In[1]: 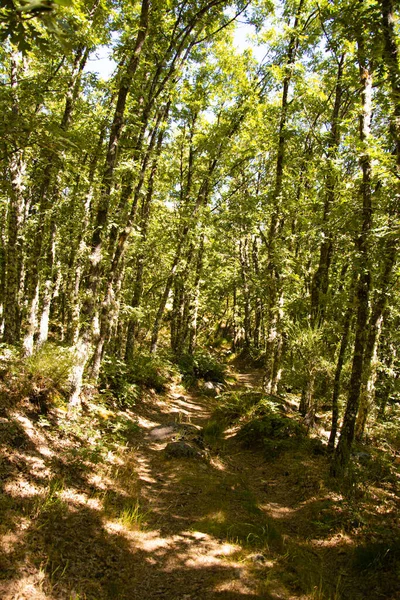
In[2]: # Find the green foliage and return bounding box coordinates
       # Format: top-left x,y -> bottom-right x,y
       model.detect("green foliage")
177,351 -> 226,387
99,357 -> 140,408
100,352 -> 176,406
0,343 -> 74,411
285,323 -> 334,392
374,405 -> 400,451
238,411 -> 306,451
128,351 -> 176,391
0,0 -> 73,53
213,390 -> 264,423
210,388 -> 306,456
202,419 -> 225,446
236,396 -> 306,454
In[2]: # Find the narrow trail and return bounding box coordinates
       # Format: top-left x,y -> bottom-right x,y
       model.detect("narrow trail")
3,365 -> 396,599
123,369 -> 330,600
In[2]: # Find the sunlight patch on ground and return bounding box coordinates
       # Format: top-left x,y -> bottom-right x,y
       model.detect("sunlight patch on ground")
134,530 -> 171,552
135,455 -> 157,484
24,453 -> 49,473
36,444 -> 53,458
14,413 -> 35,433
10,452 -> 51,479
209,456 -> 226,470
261,502 -> 296,519
170,397 -> 203,413
1,530 -> 20,553
103,519 -> 126,534
0,576 -> 49,600
310,532 -> 355,549
87,472 -> 114,490
137,415 -> 160,430
60,488 -> 101,510
4,477 -> 42,498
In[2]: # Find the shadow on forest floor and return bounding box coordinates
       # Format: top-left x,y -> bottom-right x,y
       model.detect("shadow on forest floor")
0,369 -> 399,599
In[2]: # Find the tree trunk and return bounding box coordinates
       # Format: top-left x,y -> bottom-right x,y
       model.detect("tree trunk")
188,235 -> 205,355
332,46 -> 373,477
328,290 -> 354,451
263,0 -> 304,391
239,237 -> 251,349
310,53 -> 345,326
3,52 -> 26,344
23,45 -> 90,354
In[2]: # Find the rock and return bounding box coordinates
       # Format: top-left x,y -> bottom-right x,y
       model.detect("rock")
250,553 -> 266,564
202,381 -> 220,396
149,425 -> 176,440
175,424 -> 205,449
164,441 -> 201,459
178,423 -> 200,436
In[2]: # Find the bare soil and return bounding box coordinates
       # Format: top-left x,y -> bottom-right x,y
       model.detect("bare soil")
0,367 -> 399,599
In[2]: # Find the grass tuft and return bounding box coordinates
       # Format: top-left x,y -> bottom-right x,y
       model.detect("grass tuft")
118,499 -> 148,530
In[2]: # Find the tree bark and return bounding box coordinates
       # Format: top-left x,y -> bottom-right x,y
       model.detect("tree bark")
310,53 -> 345,327
3,52 -> 25,344
332,45 -> 373,477
264,0 -> 305,392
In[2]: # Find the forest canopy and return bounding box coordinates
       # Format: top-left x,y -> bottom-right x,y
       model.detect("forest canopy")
1,0 -> 400,478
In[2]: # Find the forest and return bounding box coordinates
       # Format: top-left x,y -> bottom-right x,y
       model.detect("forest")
0,0 -> 399,598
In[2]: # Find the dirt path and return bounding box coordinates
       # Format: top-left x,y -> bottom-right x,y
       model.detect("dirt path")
1,367 -> 399,599
119,373 -> 321,600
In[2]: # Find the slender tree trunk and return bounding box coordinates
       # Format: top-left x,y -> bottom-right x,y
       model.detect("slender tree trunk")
328,291 -> 354,451
349,0 -> 400,440
151,253 -> 181,354
90,110 -> 167,378
310,53 -> 345,326
150,159 -> 217,353
239,237 -> 251,349
70,0 -> 150,402
3,52 -> 26,344
124,132 -> 164,361
377,336 -> 396,419
23,45 -> 91,354
264,0 -> 304,391
355,314 -> 382,440
332,46 -> 373,477
252,236 -> 262,349
188,235 -> 205,355
38,217 -> 56,344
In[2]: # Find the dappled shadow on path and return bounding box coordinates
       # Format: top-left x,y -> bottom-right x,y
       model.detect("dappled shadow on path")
1,371 -> 399,599
0,386 -> 265,599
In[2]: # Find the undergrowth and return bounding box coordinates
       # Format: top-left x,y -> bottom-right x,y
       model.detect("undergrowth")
211,390 -> 306,457
177,350 -> 227,388
100,351 -> 178,406
0,342 -> 74,412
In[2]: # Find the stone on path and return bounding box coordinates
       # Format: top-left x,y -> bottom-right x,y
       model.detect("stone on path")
164,441 -> 201,459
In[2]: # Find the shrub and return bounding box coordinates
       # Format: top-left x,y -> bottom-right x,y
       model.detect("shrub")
238,412 -> 306,448
128,351 -> 175,391
236,398 -> 306,455
99,357 -> 140,408
0,343 -> 74,411
178,351 -> 226,387
202,419 -> 225,445
100,351 -> 176,406
213,390 -> 264,424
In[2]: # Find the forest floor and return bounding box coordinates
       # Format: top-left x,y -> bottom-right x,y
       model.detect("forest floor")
0,362 -> 399,599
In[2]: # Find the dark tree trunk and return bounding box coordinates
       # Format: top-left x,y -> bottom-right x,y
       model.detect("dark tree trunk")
332,46 -> 373,477
310,53 -> 345,327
